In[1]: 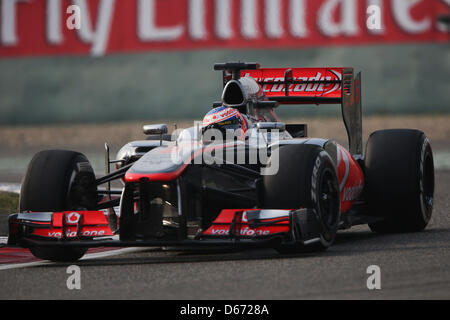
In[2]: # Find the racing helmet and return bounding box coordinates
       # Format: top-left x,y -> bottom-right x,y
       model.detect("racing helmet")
202,106 -> 248,140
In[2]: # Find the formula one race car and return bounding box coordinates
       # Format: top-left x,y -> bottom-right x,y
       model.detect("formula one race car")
8,62 -> 435,262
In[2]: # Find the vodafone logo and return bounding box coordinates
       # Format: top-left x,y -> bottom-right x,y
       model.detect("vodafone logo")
209,227 -> 270,237
48,231 -> 62,238
66,212 -> 81,224
342,180 -> 363,202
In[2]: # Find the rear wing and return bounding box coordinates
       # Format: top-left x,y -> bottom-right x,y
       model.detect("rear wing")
216,63 -> 363,156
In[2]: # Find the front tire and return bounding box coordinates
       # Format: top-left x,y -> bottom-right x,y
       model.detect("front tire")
20,150 -> 97,261
262,144 -> 340,253
365,129 -> 434,233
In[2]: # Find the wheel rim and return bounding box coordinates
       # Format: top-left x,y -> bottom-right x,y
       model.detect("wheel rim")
420,151 -> 434,222
317,168 -> 340,240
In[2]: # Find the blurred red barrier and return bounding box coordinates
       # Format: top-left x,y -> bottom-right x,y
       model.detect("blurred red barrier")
0,0 -> 448,57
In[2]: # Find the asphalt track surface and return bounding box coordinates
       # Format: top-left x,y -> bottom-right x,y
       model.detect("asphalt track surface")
0,170 -> 449,300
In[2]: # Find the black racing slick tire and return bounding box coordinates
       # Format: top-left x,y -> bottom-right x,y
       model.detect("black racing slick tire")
364,129 -> 434,233
20,150 -> 98,262
262,144 -> 340,253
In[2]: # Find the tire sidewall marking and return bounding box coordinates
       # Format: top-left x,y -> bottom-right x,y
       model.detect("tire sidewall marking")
311,153 -> 322,204
311,151 -> 339,245
419,137 -> 432,223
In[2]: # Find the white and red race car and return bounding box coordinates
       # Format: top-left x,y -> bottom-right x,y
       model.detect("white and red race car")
8,62 -> 435,261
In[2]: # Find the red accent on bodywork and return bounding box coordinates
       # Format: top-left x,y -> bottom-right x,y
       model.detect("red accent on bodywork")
28,211 -> 114,239
209,209 -> 259,223
124,164 -> 188,182
336,145 -> 364,213
52,212 -> 63,227
80,211 -> 111,226
202,209 -> 290,237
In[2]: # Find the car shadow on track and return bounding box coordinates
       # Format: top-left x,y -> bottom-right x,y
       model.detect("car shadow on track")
36,227 -> 450,269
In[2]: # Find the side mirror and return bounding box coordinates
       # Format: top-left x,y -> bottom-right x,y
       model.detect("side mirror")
143,124 -> 168,135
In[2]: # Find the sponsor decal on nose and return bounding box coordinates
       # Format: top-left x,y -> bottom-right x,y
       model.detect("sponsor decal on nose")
66,212 -> 81,224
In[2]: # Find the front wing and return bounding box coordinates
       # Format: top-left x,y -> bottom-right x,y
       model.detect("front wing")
8,208 -> 324,249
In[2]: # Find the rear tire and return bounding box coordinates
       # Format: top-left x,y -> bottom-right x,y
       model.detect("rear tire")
263,144 -> 340,253
20,150 -> 97,261
365,129 -> 434,233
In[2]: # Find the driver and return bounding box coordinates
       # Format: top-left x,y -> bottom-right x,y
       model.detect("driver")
201,106 -> 248,141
